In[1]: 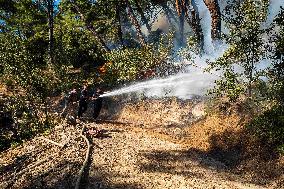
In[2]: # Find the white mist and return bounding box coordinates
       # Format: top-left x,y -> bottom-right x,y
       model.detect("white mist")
101,0 -> 283,100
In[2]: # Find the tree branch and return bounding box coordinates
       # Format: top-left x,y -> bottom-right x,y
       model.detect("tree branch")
40,136 -> 66,147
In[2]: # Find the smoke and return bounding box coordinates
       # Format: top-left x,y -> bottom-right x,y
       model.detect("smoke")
101,42 -> 227,99
265,0 -> 284,26
101,0 -> 284,100
151,13 -> 170,33
194,0 -> 214,54
101,1 -> 229,100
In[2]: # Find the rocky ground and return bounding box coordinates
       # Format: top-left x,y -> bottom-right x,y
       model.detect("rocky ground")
0,97 -> 283,189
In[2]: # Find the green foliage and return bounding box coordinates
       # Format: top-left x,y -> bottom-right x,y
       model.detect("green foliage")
102,33 -> 174,84
247,105 -> 284,153
103,46 -> 158,83
0,95 -> 55,151
209,0 -> 268,101
267,8 -> 284,105
0,33 -> 51,99
209,68 -> 245,102
266,62 -> 284,104
54,4 -> 105,68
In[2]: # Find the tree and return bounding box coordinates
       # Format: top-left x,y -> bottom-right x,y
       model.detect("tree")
34,0 -> 57,64
134,0 -> 152,33
203,0 -> 221,40
247,7 -> 284,153
175,0 -> 186,46
208,0 -> 269,101
173,0 -> 204,50
269,7 -> 284,104
115,1 -> 124,46
124,0 -> 146,46
0,0 -> 48,66
60,0 -> 110,51
45,0 -> 55,64
174,0 -> 221,48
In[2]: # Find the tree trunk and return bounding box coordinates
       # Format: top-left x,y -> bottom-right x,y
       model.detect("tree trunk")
203,0 -> 221,40
125,0 -> 146,46
163,5 -> 173,26
248,46 -> 255,98
179,13 -> 185,46
189,0 -> 204,51
73,4 -> 110,51
151,0 -> 178,24
46,0 -> 54,64
87,25 -> 110,51
248,62 -> 253,97
134,0 -> 151,33
161,3 -> 179,26
115,3 -> 124,46
176,0 -> 185,46
245,49 -> 253,97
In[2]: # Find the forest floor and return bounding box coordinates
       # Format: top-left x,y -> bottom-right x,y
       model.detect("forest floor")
0,96 -> 284,189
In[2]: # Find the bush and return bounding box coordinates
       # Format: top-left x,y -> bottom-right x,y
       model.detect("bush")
247,105 -> 284,153
0,95 -> 55,151
101,34 -> 175,85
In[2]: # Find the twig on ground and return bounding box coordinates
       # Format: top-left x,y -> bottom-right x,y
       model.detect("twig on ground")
1,152 -> 60,189
40,136 -> 66,148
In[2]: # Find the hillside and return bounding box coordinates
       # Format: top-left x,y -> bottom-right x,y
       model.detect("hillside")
1,97 -> 283,189
1,0 -> 284,188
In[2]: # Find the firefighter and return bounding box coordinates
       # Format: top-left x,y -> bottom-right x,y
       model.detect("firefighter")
61,88 -> 78,118
78,85 -> 89,118
92,88 -> 103,120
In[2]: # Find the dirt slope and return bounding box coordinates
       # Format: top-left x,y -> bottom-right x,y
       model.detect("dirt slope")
0,97 -> 283,189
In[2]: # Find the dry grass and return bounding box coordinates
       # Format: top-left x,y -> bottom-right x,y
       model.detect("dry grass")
0,96 -> 283,189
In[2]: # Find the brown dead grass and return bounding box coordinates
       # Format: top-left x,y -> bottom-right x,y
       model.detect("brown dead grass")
180,113 -> 246,150
101,97 -> 284,186
1,95 -> 283,188
0,84 -> 11,96
0,83 -> 26,97
107,97 -> 247,151
116,98 -> 194,126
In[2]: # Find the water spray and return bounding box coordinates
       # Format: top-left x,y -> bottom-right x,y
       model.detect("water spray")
100,0 -> 284,100
99,57 -> 221,99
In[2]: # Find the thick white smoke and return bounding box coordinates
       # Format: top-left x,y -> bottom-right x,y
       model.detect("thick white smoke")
142,55 -> 222,99
101,0 -> 284,100
101,0 -> 225,99
101,42 -> 227,99
195,0 -> 214,54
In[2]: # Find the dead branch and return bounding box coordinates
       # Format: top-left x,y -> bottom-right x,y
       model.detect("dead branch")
40,136 -> 66,148
75,126 -> 92,189
1,152 -> 59,189
1,136 -> 69,189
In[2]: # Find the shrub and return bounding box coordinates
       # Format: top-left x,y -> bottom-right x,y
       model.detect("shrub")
247,105 -> 284,153
101,34 -> 175,85
0,94 -> 55,151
